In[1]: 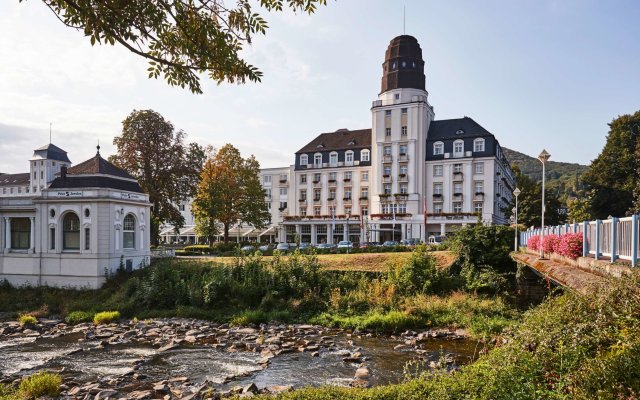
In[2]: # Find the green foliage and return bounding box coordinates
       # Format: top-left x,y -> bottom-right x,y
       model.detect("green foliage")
18,314 -> 37,327
0,383 -> 17,400
567,196 -> 593,224
386,245 -> 440,295
93,311 -> 121,325
35,0 -> 328,94
582,110 -> 640,218
18,372 -> 61,399
65,311 -> 94,325
109,109 -> 206,244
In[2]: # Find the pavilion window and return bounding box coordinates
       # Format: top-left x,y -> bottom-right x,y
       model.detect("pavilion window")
63,213 -> 80,250
123,214 -> 136,249
11,218 -> 30,249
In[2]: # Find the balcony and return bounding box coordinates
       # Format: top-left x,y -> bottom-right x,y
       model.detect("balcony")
395,193 -> 409,201
327,197 -> 336,202
398,153 -> 409,162
298,198 -> 307,204
313,198 -> 322,204
379,193 -> 392,202
343,197 -> 352,203
452,171 -> 463,181
453,192 -> 463,198
398,173 -> 408,182
343,178 -> 351,183
279,179 -> 288,185
432,193 -> 443,199
328,179 -> 337,185
382,175 -> 392,183
359,196 -> 369,204
313,180 -> 322,187
382,154 -> 393,163
474,192 -> 485,200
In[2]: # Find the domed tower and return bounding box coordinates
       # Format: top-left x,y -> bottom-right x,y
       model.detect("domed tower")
370,35 -> 434,242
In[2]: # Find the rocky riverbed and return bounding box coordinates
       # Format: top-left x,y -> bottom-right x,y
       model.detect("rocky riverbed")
0,317 -> 475,399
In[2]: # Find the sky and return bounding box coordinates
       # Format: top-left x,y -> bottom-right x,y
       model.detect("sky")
1,0 -> 639,173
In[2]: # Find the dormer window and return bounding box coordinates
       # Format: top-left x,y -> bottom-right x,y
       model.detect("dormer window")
348,140 -> 356,146
453,140 -> 464,157
456,129 -> 465,135
345,151 -> 354,164
300,154 -> 308,165
314,153 -> 322,167
433,142 -> 444,155
360,149 -> 370,162
329,152 -> 338,165
473,138 -> 485,152
316,143 -> 324,148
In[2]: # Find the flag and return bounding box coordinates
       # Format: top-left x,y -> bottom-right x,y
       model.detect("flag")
423,195 -> 427,226
392,205 -> 396,228
331,207 -> 335,232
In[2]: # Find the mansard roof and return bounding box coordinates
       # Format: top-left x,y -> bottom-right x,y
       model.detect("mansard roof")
0,173 -> 30,187
296,128 -> 372,153
67,154 -> 136,180
32,143 -> 71,163
427,117 -> 493,141
48,176 -> 144,193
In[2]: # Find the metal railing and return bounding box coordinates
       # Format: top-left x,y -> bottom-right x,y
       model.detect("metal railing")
520,215 -> 640,267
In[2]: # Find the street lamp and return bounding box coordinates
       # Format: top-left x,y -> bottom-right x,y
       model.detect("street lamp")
538,149 -> 551,259
513,187 -> 521,252
346,212 -> 351,254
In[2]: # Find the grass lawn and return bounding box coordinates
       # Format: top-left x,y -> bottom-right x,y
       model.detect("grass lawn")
195,251 -> 457,272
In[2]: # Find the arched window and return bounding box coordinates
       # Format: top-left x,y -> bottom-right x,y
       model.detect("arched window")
314,153 -> 322,167
433,141 -> 444,155
63,213 -> 80,250
453,140 -> 464,157
329,152 -> 338,165
300,154 -> 308,166
473,138 -> 485,152
345,150 -> 354,164
123,214 -> 136,249
360,149 -> 370,162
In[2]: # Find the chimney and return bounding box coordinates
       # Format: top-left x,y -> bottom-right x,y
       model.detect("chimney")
61,165 -> 67,180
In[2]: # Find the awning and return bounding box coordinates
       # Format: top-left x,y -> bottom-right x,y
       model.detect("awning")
243,228 -> 256,237
159,226 -> 177,236
258,225 -> 276,237
179,227 -> 196,236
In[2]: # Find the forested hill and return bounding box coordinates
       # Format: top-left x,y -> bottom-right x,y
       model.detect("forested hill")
503,147 -> 589,197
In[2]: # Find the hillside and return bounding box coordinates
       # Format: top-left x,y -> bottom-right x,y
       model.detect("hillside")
503,147 -> 589,198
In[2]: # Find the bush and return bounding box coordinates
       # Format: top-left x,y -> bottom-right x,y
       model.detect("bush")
18,314 -> 37,327
93,311 -> 120,325
18,372 -> 61,399
65,310 -> 94,324
527,235 -> 540,250
557,233 -> 583,259
541,234 -> 560,254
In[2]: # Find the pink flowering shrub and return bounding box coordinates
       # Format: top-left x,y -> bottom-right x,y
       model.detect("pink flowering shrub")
557,233 -> 583,259
527,235 -> 540,251
542,234 -> 560,254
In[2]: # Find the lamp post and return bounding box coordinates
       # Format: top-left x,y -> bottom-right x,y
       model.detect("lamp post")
513,187 -> 521,252
346,212 -> 351,254
538,149 -> 551,258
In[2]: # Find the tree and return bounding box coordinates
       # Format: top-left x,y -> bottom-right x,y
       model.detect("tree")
567,197 -> 592,224
582,111 -> 640,218
503,166 -> 565,229
36,0 -> 327,94
109,109 -> 205,244
192,144 -> 269,243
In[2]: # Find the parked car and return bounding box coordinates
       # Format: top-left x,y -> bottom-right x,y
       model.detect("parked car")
258,244 -> 272,252
337,240 -> 353,250
240,245 -> 255,252
428,235 -> 447,245
317,243 -> 335,251
401,238 -> 420,247
275,243 -> 291,252
298,242 -> 313,251
383,240 -> 400,247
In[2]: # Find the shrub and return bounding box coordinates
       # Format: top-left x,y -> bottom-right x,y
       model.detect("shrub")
541,234 -> 560,254
18,372 -> 61,399
18,314 -> 37,327
556,233 -> 583,259
527,235 -> 540,250
93,311 -> 120,325
65,310 -> 94,325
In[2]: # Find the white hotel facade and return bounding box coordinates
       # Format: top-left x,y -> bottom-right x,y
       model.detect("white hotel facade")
164,35 -> 515,245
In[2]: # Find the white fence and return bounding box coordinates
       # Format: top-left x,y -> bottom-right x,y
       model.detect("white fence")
520,215 -> 639,267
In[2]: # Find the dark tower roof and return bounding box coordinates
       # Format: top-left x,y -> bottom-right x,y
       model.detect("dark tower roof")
380,35 -> 426,94
32,143 -> 71,163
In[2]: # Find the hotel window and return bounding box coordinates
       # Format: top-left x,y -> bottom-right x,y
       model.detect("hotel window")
33,186 -> 37,193
399,164 -> 408,175
263,175 -> 271,184
361,171 -> 369,181
453,140 -> 464,156
361,206 -> 368,216
384,184 -> 392,194
314,188 -> 321,200
313,173 -> 321,182
300,174 -> 307,184
384,146 -> 392,156
314,153 -> 322,167
474,202 -> 484,214
33,171 -> 36,179
474,181 -> 484,194
10,218 -> 30,250
361,149 -> 370,162
344,188 -> 352,199
329,188 -> 336,200
300,208 -> 307,217
18,187 -> 21,194
40,171 -> 44,179
361,187 -> 368,198
345,206 -> 352,215
474,162 -> 484,174
179,203 -> 185,211
50,227 -> 55,250
280,188 -> 287,196
454,183 -> 463,194
329,172 -> 337,181
433,142 -> 444,155
265,188 -> 272,199
280,201 -> 287,210
400,183 -> 408,194
345,151 -> 354,163
300,189 -> 307,200
401,108 -> 407,114
433,165 -> 443,177
453,163 -> 463,173
280,174 -> 288,182
330,152 -> 338,165
385,127 -> 391,137
394,93 -> 400,100
401,126 -> 407,135
474,138 -> 485,152
300,154 -> 308,165
433,183 -> 443,195
344,171 -> 352,180
266,202 -> 271,211
399,144 -> 408,155
63,213 -> 80,250
434,203 -> 443,214
398,203 -> 407,213
453,202 -> 463,213
383,165 -> 392,175
123,214 -> 136,249
84,228 -> 91,250
385,110 -> 391,116
314,207 -> 321,216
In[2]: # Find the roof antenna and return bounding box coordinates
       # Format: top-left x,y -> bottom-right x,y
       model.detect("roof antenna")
403,4 -> 406,34
49,122 -> 52,144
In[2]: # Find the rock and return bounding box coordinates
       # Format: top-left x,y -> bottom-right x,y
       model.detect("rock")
267,385 -> 294,394
158,341 -> 179,352
95,389 -> 118,399
153,383 -> 169,393
350,378 -> 371,388
310,351 -> 320,357
184,335 -> 197,343
354,366 -> 370,378
242,383 -> 258,394
394,344 -> 407,350
68,386 -> 81,395
168,376 -> 189,383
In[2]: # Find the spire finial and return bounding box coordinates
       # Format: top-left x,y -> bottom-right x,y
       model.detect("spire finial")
96,142 -> 101,156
